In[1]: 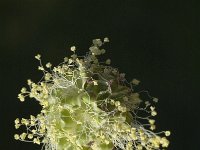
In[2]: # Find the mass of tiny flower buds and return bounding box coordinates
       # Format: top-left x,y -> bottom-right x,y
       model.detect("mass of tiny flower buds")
14,38 -> 170,150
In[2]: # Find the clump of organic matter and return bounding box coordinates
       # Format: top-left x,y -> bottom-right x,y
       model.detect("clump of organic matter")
14,38 -> 170,150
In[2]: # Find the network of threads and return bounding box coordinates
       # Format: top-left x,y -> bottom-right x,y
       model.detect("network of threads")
14,38 -> 170,150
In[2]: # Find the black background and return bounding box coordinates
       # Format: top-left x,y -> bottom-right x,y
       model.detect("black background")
0,0 -> 199,150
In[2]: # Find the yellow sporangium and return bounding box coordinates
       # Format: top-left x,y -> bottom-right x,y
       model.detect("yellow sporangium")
14,38 -> 170,150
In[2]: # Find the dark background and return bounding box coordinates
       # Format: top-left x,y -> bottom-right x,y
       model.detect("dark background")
0,0 -> 199,149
